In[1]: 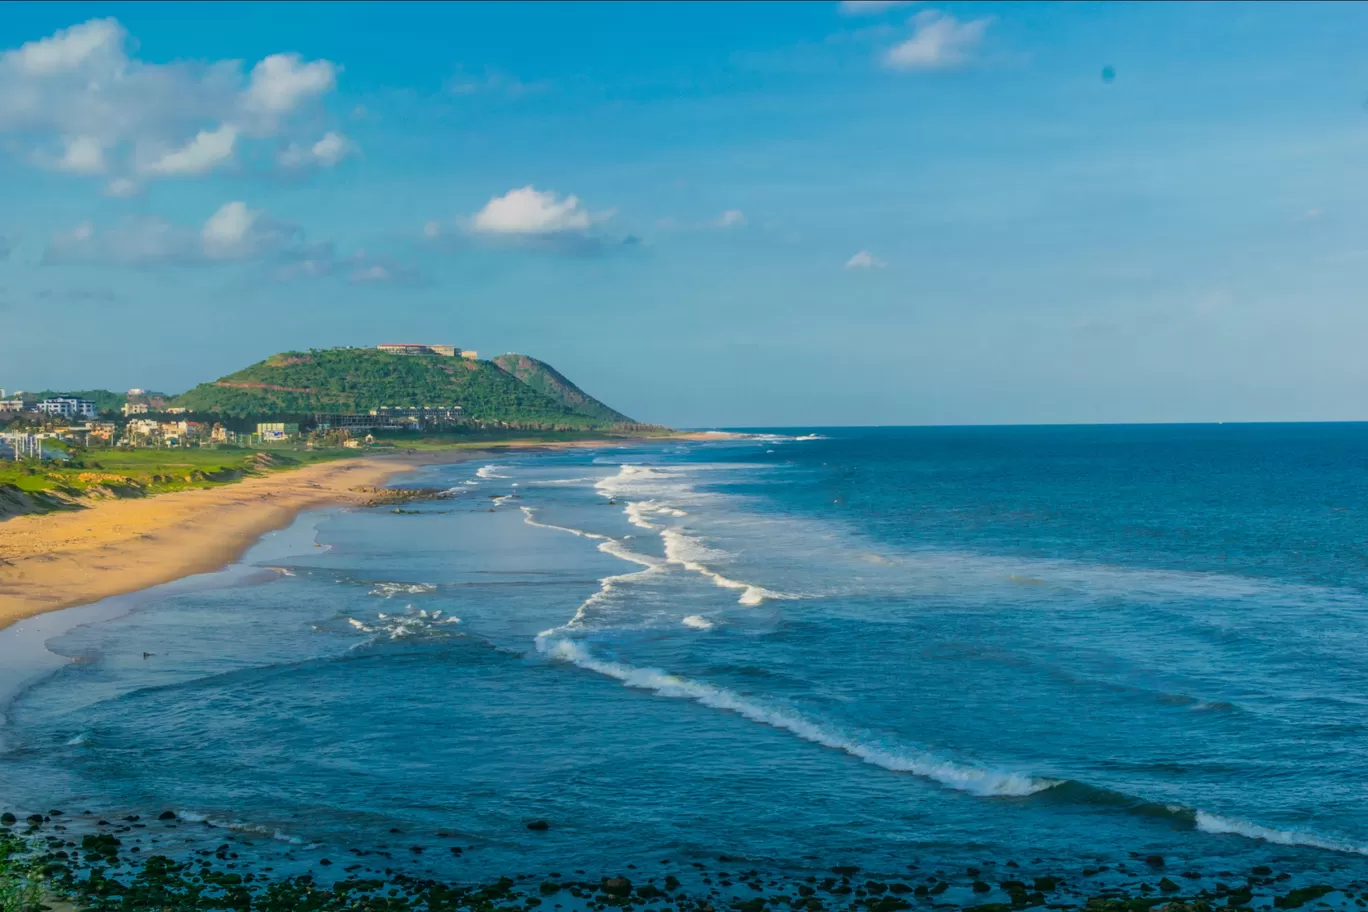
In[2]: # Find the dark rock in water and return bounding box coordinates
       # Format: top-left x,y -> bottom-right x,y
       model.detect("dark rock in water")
833,866 -> 860,877
665,875 -> 681,891
158,810 -> 176,821
319,859 -> 332,866
527,819 -> 551,831
973,881 -> 992,893
1252,866 -> 1273,876
0,813 -> 15,826
865,881 -> 887,895
1146,855 -> 1166,868
929,882 -> 948,896
888,883 -> 912,894
540,882 -> 561,895
1034,876 -> 1061,892
638,884 -> 665,900
48,809 -> 63,816
1275,886 -> 1335,909
603,876 -> 633,897
913,885 -> 929,897
1159,878 -> 1180,892
27,814 -> 44,825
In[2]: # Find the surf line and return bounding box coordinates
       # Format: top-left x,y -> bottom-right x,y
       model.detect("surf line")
519,505 -> 1049,799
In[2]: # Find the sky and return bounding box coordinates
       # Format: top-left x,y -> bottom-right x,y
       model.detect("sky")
2,1 -> 1368,427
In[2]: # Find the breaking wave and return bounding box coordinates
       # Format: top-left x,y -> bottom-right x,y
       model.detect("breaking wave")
536,636 -> 1049,798
1195,811 -> 1368,856
369,582 -> 437,598
175,810 -> 311,846
476,464 -> 510,480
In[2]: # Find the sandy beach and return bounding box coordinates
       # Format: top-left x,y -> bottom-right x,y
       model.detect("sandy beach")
0,451 -> 452,633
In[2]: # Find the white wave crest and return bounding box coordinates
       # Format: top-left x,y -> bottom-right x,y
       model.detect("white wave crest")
369,582 -> 437,598
661,529 -> 784,606
538,637 -> 1049,798
175,810 -> 310,845
682,615 -> 714,630
476,464 -> 509,480
1196,811 -> 1368,856
520,507 -> 609,540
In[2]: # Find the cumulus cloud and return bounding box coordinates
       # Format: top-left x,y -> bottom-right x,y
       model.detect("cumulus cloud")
243,53 -> 337,116
201,201 -> 295,260
0,18 -> 342,184
471,186 -> 597,235
54,135 -> 106,174
8,18 -> 123,75
279,131 -> 355,168
839,0 -> 918,14
883,9 -> 991,71
141,123 -> 238,176
845,250 -> 886,269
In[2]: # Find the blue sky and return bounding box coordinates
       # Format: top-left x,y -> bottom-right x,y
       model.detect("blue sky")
3,1 -> 1367,427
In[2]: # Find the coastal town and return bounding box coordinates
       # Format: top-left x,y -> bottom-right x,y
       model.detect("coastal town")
0,343 -> 483,460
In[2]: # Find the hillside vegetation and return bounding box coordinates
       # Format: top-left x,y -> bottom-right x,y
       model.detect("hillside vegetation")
170,349 -> 632,428
492,353 -> 633,424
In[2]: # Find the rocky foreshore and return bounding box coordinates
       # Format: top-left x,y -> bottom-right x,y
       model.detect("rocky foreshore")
2,810 -> 1364,912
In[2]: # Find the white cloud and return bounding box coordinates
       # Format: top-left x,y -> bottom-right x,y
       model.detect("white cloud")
422,220 -> 443,239
244,53 -> 337,115
141,123 -> 237,176
55,135 -> 106,174
0,19 -> 342,183
8,18 -> 123,75
471,186 -> 595,235
839,1 -> 918,14
201,200 -> 293,260
279,131 -> 355,168
710,209 -> 747,229
883,9 -> 991,71
845,250 -> 886,269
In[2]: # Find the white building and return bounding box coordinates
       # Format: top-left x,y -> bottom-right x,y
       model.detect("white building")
38,397 -> 97,419
0,398 -> 23,414
123,402 -> 149,416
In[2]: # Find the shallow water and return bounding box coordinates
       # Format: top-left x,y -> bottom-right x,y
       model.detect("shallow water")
4,425 -> 1368,885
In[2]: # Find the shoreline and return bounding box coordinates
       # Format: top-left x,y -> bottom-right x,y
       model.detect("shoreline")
0,436 -> 680,634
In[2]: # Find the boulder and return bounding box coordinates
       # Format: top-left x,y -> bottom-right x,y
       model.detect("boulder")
602,877 -> 633,897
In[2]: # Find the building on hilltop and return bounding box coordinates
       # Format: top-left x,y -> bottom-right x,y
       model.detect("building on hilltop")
376,343 -> 467,357
0,398 -> 23,415
38,397 -> 97,419
122,402 -> 149,416
461,350 -> 478,359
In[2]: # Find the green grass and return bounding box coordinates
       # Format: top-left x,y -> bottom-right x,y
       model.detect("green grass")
0,445 -> 359,502
0,832 -> 41,912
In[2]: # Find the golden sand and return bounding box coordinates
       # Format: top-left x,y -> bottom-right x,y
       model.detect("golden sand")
0,453 -> 448,632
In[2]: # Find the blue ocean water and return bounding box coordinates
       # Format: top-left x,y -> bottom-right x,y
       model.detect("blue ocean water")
4,425 -> 1368,884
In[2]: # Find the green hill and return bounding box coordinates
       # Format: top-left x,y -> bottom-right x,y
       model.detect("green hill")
492,353 -> 633,424
170,348 -> 633,428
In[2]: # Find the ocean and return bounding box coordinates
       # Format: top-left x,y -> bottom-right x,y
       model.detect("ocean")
4,425 -> 1368,891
